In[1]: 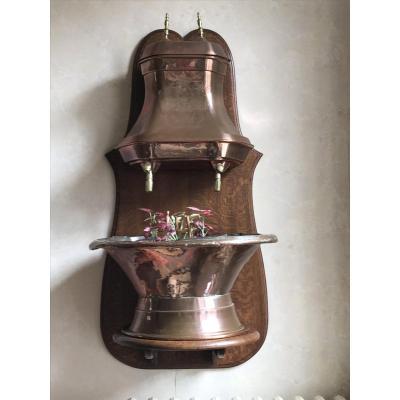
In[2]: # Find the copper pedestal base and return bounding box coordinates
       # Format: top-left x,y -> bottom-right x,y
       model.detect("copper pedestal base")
113,328 -> 260,365
122,294 -> 244,340
114,328 -> 260,351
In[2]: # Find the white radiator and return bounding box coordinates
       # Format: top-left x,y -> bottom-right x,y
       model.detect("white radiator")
130,396 -> 347,400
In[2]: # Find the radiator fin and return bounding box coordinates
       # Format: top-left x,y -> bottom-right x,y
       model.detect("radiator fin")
131,395 -> 347,400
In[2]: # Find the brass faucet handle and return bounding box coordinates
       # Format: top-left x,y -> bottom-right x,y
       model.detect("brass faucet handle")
197,12 -> 204,38
164,13 -> 169,38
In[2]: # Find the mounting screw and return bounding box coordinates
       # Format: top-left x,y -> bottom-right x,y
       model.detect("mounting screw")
144,349 -> 155,360
213,348 -> 225,360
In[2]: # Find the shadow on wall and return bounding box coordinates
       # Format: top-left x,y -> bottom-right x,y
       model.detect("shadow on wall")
51,49 -> 177,399
51,260 -> 175,400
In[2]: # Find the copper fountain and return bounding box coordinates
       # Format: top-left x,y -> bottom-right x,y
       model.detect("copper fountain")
90,14 -> 277,368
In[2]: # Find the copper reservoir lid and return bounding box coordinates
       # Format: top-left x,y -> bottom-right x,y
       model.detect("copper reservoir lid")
139,39 -> 230,61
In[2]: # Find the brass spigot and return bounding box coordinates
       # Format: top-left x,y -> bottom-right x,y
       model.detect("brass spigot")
164,13 -> 169,39
214,162 -> 225,192
197,12 -> 204,38
141,161 -> 154,192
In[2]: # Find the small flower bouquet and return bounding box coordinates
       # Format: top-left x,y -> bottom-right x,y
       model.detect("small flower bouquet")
139,206 -> 214,241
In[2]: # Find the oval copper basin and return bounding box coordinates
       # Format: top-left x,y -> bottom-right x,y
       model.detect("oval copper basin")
90,234 -> 277,298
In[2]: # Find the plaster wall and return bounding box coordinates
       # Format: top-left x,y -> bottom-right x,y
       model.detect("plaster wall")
51,1 -> 349,399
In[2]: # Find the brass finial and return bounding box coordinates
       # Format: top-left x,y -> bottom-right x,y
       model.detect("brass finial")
197,12 -> 204,38
164,13 -> 169,38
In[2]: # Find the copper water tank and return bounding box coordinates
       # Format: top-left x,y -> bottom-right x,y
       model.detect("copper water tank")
115,36 -> 254,191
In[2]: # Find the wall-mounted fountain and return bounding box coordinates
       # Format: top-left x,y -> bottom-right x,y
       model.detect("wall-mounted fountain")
90,14 -> 277,369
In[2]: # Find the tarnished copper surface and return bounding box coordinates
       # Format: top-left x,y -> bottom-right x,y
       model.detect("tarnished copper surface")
113,328 -> 260,351
139,39 -> 228,60
125,294 -> 244,340
90,234 -> 277,339
118,142 -> 250,166
116,37 -> 253,166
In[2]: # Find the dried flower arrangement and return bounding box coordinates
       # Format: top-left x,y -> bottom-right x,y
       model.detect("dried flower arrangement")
139,206 -> 214,241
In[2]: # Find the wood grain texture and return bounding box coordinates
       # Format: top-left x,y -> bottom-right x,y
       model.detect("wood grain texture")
99,29 -> 269,369
100,149 -> 268,369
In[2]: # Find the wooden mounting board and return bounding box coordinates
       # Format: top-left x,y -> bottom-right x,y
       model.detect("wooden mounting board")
99,28 -> 270,369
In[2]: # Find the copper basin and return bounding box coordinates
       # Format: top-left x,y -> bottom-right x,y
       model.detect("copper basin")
90,234 -> 277,340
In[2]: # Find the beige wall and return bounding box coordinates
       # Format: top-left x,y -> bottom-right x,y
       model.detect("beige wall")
51,1 -> 349,399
